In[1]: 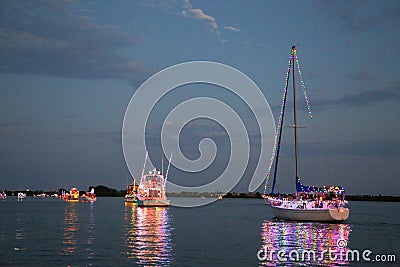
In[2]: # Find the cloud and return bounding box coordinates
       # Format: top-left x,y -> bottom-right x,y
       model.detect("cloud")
223,26 -> 241,32
314,87 -> 400,109
351,70 -> 379,81
150,0 -> 236,42
314,139 -> 400,159
179,0 -> 221,36
0,1 -> 149,83
315,0 -> 400,30
69,131 -> 122,144
270,84 -> 400,114
182,8 -> 218,32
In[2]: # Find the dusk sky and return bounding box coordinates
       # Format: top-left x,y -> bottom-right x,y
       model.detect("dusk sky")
1,0 -> 399,195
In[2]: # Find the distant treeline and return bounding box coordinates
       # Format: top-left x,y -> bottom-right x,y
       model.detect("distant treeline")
223,192 -> 263,198
90,185 -> 125,197
345,195 -> 400,202
2,185 -> 126,197
2,186 -> 400,202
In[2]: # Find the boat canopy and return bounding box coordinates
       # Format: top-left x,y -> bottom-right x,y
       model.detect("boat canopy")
296,177 -> 344,193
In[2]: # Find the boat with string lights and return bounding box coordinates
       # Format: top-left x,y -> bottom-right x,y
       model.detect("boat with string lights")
81,187 -> 97,202
263,46 -> 349,222
136,151 -> 171,207
63,187 -> 80,202
125,178 -> 138,204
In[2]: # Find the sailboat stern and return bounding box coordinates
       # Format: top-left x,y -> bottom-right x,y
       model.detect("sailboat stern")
328,207 -> 350,221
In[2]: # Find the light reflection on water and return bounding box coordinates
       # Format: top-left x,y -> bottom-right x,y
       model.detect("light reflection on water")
123,204 -> 173,266
59,201 -> 97,262
60,203 -> 78,256
14,210 -> 26,251
85,202 -> 95,260
259,220 -> 351,266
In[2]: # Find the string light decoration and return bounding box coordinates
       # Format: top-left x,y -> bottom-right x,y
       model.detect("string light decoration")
294,48 -> 313,118
264,53 -> 292,194
263,47 -> 314,194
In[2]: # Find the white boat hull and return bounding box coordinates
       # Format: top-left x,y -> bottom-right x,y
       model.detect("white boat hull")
82,197 -> 96,202
269,205 -> 349,222
137,199 -> 170,207
124,195 -> 138,203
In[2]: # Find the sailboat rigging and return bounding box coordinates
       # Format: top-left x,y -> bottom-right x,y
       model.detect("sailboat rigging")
263,46 -> 349,222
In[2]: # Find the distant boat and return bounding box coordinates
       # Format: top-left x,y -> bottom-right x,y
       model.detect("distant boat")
64,187 -> 80,202
125,179 -> 138,204
263,46 -> 349,222
136,151 -> 171,207
81,188 -> 97,202
17,192 -> 26,200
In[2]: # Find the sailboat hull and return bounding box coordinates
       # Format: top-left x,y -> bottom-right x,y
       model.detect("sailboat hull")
137,199 -> 170,207
269,205 -> 349,222
124,195 -> 138,203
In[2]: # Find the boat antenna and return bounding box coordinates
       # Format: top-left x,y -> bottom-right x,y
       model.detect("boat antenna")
161,153 -> 164,176
164,153 -> 173,185
141,151 -> 148,180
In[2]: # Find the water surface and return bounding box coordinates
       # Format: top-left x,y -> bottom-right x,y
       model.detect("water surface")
0,198 -> 398,266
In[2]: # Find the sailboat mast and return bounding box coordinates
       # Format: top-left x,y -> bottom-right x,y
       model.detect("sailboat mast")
164,153 -> 173,186
141,151 -> 148,183
292,46 -> 300,179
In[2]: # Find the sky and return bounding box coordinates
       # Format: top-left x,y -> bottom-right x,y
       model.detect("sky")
0,0 -> 399,195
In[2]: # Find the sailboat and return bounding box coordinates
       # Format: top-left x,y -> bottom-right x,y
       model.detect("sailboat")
125,178 -> 138,204
81,187 -> 97,202
263,46 -> 349,222
136,151 -> 171,207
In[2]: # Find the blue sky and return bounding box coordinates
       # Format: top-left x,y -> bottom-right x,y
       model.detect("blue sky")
0,0 -> 399,194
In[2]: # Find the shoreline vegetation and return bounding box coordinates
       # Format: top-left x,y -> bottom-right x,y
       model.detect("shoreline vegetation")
1,185 -> 399,202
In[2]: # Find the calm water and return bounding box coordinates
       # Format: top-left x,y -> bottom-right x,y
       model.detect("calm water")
0,198 -> 398,266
